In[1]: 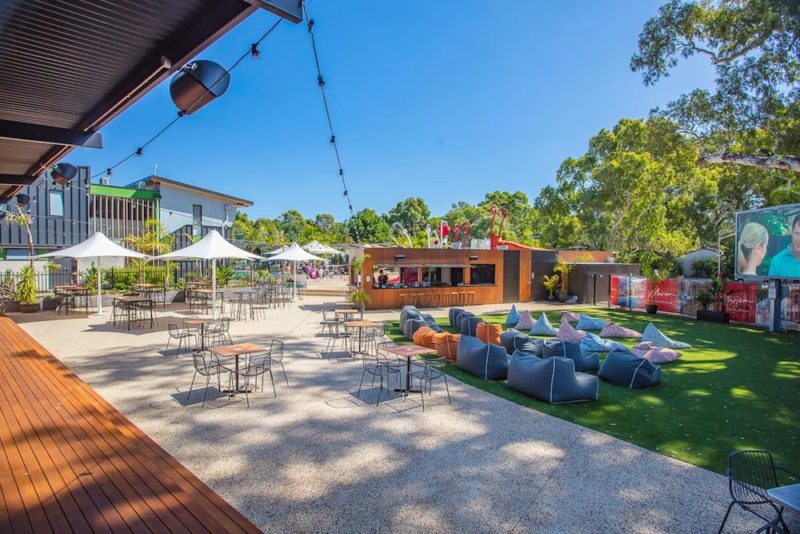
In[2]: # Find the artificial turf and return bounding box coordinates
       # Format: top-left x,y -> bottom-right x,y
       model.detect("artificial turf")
387,308 -> 800,475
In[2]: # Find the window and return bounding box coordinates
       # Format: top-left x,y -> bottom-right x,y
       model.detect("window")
470,263 -> 496,285
192,204 -> 202,236
4,249 -> 30,260
372,266 -> 400,288
49,190 -> 64,216
400,267 -> 419,285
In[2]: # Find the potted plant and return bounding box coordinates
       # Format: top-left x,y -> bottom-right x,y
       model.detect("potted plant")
553,262 -> 574,301
350,253 -> 370,287
644,269 -> 667,314
14,265 -> 39,313
696,275 -> 732,323
542,274 -> 560,301
349,288 -> 370,311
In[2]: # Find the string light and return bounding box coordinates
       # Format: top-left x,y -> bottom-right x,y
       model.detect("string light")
250,43 -> 261,60
303,4 -> 357,239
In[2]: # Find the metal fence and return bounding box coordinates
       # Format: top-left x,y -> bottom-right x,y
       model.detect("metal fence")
609,275 -> 800,328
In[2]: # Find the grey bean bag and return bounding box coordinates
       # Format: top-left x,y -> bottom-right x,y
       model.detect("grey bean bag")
400,307 -> 422,333
404,318 -> 428,340
456,335 -> 509,380
511,349 -> 542,362
459,314 -> 483,337
507,353 -> 599,404
449,308 -> 466,329
598,348 -> 661,389
500,328 -> 543,356
422,313 -> 444,333
542,339 -> 600,372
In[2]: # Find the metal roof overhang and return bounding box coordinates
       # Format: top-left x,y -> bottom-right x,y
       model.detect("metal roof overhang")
0,0 -> 261,203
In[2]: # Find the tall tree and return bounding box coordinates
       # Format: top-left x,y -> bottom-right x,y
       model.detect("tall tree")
277,210 -> 307,243
631,0 -> 800,173
347,208 -> 392,243
386,197 -> 431,237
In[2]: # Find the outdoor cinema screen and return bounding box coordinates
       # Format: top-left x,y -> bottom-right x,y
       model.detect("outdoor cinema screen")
735,203 -> 800,280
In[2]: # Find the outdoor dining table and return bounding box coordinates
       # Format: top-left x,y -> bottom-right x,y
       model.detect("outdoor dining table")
112,295 -> 154,331
335,308 -> 359,320
54,285 -> 90,315
383,344 -> 437,395
768,483 -> 800,515
231,290 -> 257,321
184,317 -> 218,350
344,320 -> 375,355
211,342 -> 263,396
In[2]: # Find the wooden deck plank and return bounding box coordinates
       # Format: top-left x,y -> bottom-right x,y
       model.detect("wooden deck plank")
0,316 -> 262,534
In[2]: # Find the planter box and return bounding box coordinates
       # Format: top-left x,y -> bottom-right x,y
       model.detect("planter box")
646,304 -> 658,315
19,302 -> 40,313
697,310 -> 730,323
41,297 -> 58,311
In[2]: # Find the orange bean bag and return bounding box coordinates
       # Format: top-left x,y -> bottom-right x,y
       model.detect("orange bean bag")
476,322 -> 502,345
412,326 -> 436,348
435,333 -> 461,362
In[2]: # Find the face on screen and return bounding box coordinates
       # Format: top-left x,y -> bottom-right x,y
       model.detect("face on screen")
737,205 -> 800,278
792,220 -> 800,255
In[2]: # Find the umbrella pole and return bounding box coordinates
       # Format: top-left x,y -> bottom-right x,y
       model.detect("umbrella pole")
96,256 -> 103,314
293,261 -> 297,302
212,260 -> 218,320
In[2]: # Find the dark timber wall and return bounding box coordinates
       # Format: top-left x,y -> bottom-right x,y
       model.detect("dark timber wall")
502,250 -> 520,303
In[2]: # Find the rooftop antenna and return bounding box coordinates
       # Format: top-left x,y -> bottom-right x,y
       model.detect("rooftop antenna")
153,163 -> 158,175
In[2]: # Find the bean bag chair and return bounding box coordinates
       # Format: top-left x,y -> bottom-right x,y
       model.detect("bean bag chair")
556,317 -> 586,342
576,314 -> 606,331
580,332 -> 625,353
449,308 -> 466,329
507,353 -> 599,404
510,349 -> 542,362
543,339 -> 599,372
598,348 -> 661,388
456,335 -> 509,380
599,322 -> 642,339
412,326 -> 437,349
641,323 -> 691,349
460,314 -> 483,337
505,305 -> 521,326
500,328 -> 543,356
561,311 -> 581,323
515,311 -> 535,330
404,318 -> 427,340
435,333 -> 461,362
528,312 -> 557,336
400,306 -> 422,332
421,313 -> 444,333
631,341 -> 682,364
476,322 -> 502,345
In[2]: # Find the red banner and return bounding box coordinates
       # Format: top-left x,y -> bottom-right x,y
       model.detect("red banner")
726,282 -> 756,324
610,276 -> 619,306
652,279 -> 680,313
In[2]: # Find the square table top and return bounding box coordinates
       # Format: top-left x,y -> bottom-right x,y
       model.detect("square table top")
133,283 -> 158,288
767,483 -> 800,511
384,344 -> 436,357
56,285 -> 88,291
345,321 -> 375,328
184,317 -> 217,325
212,343 -> 264,358
113,295 -> 151,303
335,309 -> 359,314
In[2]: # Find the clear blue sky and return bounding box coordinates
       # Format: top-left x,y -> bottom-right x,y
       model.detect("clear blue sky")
72,0 -> 715,221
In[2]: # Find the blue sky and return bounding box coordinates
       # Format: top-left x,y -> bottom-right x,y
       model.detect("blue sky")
72,0 -> 715,221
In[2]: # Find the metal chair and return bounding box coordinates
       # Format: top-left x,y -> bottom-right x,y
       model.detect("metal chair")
356,343 -> 401,405
165,323 -> 193,357
319,302 -> 339,337
267,339 -> 288,386
240,350 -> 277,407
410,356 -> 451,411
718,450 -> 798,533
188,350 -> 230,407
204,317 -> 232,347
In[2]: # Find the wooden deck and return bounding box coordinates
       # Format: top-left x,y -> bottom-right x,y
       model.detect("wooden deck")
0,316 -> 261,533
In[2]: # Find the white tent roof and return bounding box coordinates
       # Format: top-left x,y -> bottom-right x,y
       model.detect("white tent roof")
268,243 -> 324,262
154,229 -> 263,260
303,241 -> 341,255
33,232 -> 147,259
265,244 -> 290,255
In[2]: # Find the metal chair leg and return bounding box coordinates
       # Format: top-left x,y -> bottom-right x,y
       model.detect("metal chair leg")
279,361 -> 289,386
357,368 -> 366,398
444,374 -> 451,404
269,369 -> 277,397
717,501 -> 734,534
202,375 -> 211,407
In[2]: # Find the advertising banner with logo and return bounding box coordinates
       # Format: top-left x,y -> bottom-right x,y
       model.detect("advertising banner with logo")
725,282 -> 757,324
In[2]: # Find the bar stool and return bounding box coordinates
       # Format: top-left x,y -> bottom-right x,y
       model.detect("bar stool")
450,292 -> 459,308
467,292 -> 475,305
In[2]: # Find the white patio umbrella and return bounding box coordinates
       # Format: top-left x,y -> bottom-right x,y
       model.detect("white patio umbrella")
268,243 -> 324,299
154,229 -> 263,319
265,244 -> 290,255
303,240 -> 341,255
33,231 -> 148,314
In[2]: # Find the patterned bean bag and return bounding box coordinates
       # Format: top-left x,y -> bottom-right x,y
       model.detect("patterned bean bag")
500,328 -> 543,356
412,326 -> 437,348
528,312 -> 557,336
507,353 -> 599,404
631,341 -> 682,364
449,308 -> 466,329
598,348 -> 661,388
641,323 -> 691,349
561,311 -> 581,323
543,339 -> 599,372
421,313 -> 444,333
599,322 -> 642,339
505,305 -> 521,326
514,310 -> 535,330
556,316 -> 587,342
460,314 -> 483,337
457,335 -> 509,380
580,332 -> 625,353
576,314 -> 606,331
476,322 -> 503,345
434,333 -> 461,362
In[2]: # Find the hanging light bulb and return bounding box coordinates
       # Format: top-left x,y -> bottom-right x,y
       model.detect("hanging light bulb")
135,147 -> 144,157
169,60 -> 231,116
250,43 -> 261,60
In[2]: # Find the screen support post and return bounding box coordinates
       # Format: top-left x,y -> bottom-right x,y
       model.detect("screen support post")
768,279 -> 782,332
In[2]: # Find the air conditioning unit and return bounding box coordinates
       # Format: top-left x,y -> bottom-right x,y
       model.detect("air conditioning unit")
99,176 -> 110,185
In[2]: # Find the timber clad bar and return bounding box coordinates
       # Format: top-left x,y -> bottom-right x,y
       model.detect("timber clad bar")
358,247 -> 530,310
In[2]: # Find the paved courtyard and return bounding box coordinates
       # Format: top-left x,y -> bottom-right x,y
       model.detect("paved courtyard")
14,298 -> 760,533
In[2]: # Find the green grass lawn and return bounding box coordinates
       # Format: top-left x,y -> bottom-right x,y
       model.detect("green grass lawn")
387,308 -> 800,475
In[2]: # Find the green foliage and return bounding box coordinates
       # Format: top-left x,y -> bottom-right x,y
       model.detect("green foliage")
542,274 -> 560,298
13,265 -> 37,304
123,219 -> 174,256
691,257 -> 718,278
387,197 -> 430,237
349,288 -> 370,307
216,264 -> 235,288
351,253 -> 370,274
347,209 -> 392,243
